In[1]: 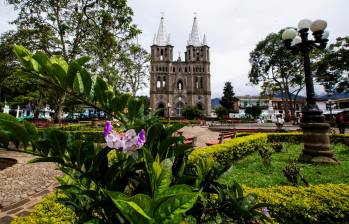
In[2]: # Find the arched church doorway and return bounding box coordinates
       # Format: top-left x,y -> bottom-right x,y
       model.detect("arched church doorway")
197,103 -> 203,111
158,103 -> 165,117
176,102 -> 184,117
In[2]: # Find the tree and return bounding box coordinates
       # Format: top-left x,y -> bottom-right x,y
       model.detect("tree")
249,30 -> 305,121
118,44 -> 150,95
245,106 -> 262,119
182,106 -> 202,120
220,82 -> 237,112
3,0 -> 148,121
315,36 -> 349,93
215,106 -> 228,119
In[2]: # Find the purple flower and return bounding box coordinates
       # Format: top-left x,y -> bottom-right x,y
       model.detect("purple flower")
105,128 -> 146,154
262,207 -> 270,218
136,129 -> 146,147
103,121 -> 113,138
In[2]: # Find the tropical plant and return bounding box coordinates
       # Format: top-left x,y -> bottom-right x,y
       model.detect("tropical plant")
283,160 -> 309,187
0,46 -> 270,223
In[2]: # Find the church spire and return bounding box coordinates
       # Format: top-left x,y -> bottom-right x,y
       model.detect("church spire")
154,14 -> 170,46
187,15 -> 202,46
202,34 -> 207,45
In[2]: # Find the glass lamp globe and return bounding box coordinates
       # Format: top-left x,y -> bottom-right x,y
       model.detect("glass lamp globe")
298,19 -> 312,30
291,36 -> 302,46
322,30 -> 329,39
282,28 -> 297,40
310,20 -> 327,32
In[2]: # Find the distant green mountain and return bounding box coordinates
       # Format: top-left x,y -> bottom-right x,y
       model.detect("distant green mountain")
211,98 -> 221,109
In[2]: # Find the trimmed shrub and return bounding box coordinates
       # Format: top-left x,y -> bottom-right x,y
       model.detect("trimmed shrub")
11,193 -> 77,224
245,184 -> 349,224
267,132 -> 303,144
189,133 -> 268,166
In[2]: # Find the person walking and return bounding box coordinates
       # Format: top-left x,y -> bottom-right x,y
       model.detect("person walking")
336,112 -> 346,134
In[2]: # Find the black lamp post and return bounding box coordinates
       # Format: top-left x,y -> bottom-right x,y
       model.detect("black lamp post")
282,19 -> 338,164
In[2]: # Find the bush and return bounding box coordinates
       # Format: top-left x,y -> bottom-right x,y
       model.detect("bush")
189,133 -> 268,166
245,184 -> 349,224
11,193 -> 77,224
182,106 -> 203,120
190,133 -> 349,167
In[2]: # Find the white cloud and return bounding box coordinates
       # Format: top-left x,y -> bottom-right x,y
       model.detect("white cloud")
1,0 -> 348,98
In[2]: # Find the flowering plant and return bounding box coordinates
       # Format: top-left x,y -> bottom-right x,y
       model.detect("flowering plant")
104,121 -> 146,153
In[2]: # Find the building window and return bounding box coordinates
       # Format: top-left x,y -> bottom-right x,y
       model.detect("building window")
157,77 -> 161,88
160,49 -> 164,55
195,77 -> 199,89
185,67 -> 187,72
177,80 -> 183,90
200,77 -> 204,88
163,76 -> 166,88
173,67 -> 175,72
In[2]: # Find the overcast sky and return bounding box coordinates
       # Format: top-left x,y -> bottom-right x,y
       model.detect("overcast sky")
1,0 -> 348,98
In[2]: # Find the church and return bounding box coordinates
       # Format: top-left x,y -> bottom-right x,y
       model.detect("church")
149,16 -> 212,117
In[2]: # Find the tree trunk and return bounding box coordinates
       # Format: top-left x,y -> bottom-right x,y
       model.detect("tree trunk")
53,92 -> 66,123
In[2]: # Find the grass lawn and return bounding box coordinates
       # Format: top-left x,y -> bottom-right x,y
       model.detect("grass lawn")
218,143 -> 349,188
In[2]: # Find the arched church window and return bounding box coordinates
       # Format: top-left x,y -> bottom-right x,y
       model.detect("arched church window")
173,67 -> 175,72
157,76 -> 161,88
177,80 -> 183,90
163,76 -> 166,88
185,67 -> 187,72
200,77 -> 204,88
160,49 -> 164,55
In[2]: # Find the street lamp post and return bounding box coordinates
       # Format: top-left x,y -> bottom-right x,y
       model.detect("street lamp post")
327,99 -> 333,118
282,19 -> 338,164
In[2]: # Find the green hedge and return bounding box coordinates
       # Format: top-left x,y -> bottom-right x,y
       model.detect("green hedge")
189,133 -> 268,166
37,129 -> 104,143
246,184 -> 349,224
189,133 -> 349,166
11,193 -> 77,224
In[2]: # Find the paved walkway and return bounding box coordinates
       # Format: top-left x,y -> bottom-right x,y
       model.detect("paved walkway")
0,150 -> 61,223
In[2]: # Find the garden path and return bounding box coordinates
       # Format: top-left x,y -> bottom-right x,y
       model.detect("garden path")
179,126 -> 219,147
0,150 -> 61,224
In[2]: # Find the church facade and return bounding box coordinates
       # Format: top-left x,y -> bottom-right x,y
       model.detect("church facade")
149,16 -> 211,117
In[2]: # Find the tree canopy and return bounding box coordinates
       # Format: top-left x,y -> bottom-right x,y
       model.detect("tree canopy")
248,30 -> 304,120
245,106 -> 262,119
315,36 -> 349,93
220,82 -> 237,112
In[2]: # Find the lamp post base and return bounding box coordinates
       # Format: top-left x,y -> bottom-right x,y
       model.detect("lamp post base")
299,122 -> 339,164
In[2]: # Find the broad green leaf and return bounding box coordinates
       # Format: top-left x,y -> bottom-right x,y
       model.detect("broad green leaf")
13,45 -> 32,70
0,130 -> 9,148
51,63 -> 67,88
156,184 -> 193,199
0,113 -> 18,123
107,191 -> 152,222
0,119 -> 29,147
32,51 -> 50,71
154,158 -> 173,199
23,121 -> 38,140
47,129 -> 67,158
79,68 -> 92,96
154,191 -> 200,223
